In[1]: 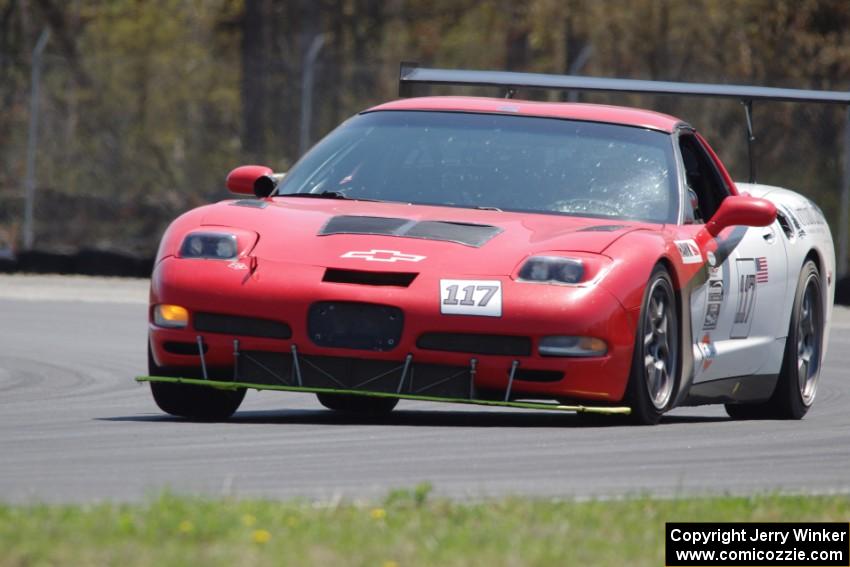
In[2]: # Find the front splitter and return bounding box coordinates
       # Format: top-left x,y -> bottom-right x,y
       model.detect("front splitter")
136,376 -> 632,415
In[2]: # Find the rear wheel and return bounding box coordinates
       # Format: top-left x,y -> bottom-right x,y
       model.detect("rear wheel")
148,345 -> 245,420
316,393 -> 398,415
725,260 -> 822,420
625,265 -> 680,425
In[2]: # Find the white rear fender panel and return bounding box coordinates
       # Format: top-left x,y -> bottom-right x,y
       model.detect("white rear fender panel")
736,183 -> 836,360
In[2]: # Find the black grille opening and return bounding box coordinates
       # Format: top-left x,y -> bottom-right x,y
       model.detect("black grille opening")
239,351 -> 471,398
323,268 -> 417,287
417,332 -> 531,356
308,302 -> 403,351
194,312 -> 292,339
514,369 -> 564,383
163,341 -> 208,355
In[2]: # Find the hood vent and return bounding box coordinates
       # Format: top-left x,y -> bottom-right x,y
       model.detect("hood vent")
230,199 -> 268,209
319,215 -> 502,247
323,268 -> 417,287
577,224 -> 625,232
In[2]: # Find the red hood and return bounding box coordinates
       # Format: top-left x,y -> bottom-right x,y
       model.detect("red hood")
199,197 -> 649,276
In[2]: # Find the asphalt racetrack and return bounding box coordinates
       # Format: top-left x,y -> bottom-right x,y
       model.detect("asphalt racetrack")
1,274 -> 848,503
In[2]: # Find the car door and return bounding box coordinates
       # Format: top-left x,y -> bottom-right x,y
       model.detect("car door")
695,222 -> 789,382
676,132 -> 789,383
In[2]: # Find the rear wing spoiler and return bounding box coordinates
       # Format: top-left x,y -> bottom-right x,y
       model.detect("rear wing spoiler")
398,62 -> 850,105
398,62 -> 850,277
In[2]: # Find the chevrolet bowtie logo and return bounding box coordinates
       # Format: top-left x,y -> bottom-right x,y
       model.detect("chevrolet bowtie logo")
340,249 -> 426,263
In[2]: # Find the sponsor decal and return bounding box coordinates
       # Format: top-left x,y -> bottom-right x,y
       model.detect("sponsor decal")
440,279 -> 502,317
702,302 -> 720,330
794,203 -> 828,227
779,202 -> 826,235
674,239 -> 703,264
756,256 -> 769,283
708,280 -> 724,302
227,261 -> 248,270
341,249 -> 426,263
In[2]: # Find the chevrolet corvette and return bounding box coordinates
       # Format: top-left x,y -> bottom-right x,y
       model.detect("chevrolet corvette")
138,66 -> 836,424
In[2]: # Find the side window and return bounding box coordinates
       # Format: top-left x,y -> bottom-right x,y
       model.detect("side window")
678,133 -> 731,223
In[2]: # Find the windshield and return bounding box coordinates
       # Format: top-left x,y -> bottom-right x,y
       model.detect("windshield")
277,110 -> 678,223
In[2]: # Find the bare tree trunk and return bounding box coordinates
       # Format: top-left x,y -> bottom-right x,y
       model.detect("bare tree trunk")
32,0 -> 90,87
326,0 -> 344,130
351,0 -> 383,104
299,0 -> 321,152
561,3 -> 589,101
0,0 -> 22,110
505,3 -> 529,71
241,0 -> 266,161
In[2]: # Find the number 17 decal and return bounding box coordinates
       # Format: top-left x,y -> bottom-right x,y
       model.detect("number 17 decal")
440,279 -> 503,317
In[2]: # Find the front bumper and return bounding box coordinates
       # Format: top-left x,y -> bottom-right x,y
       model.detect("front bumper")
148,256 -> 637,402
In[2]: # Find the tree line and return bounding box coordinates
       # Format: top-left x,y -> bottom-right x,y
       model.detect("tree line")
1,0 -> 849,257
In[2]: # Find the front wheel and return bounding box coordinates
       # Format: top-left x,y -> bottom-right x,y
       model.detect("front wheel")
625,265 -> 680,425
316,393 -> 398,415
148,345 -> 245,420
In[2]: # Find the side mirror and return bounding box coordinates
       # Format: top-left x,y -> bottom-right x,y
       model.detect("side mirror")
226,165 -> 273,196
226,165 -> 286,198
705,196 -> 776,237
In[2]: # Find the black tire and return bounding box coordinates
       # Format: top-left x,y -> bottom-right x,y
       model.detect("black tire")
723,403 -> 769,420
316,393 -> 399,415
624,265 -> 680,425
148,344 -> 245,420
725,260 -> 823,420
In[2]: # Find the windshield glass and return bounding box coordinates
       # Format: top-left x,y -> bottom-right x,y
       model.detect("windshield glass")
277,110 -> 678,223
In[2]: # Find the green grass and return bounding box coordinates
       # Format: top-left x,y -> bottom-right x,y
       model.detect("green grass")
1,487 -> 848,567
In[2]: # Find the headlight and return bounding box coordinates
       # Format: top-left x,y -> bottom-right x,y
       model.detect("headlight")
539,336 -> 607,357
179,232 -> 238,260
518,256 -> 584,284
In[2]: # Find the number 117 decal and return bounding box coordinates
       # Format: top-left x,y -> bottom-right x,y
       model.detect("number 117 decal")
440,279 -> 503,317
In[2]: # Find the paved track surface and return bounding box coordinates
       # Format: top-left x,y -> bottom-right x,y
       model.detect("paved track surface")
1,275 -> 848,503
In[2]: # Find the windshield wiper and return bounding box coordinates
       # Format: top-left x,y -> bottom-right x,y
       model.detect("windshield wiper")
277,191 -> 385,202
278,191 -> 348,199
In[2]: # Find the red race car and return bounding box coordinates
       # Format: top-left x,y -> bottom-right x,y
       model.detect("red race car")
139,65 -> 837,424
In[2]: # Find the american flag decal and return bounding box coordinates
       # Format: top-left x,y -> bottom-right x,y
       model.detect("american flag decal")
756,257 -> 769,283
